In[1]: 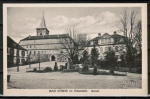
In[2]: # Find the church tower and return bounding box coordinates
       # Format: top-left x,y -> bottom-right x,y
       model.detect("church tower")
36,12 -> 49,36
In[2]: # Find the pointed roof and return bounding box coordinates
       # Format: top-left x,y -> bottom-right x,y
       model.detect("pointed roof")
38,12 -> 46,28
7,36 -> 27,51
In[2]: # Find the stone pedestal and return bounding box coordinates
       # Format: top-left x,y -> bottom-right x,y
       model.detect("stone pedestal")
67,62 -> 70,69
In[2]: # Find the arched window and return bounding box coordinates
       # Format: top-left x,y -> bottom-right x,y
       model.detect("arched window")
22,51 -> 25,56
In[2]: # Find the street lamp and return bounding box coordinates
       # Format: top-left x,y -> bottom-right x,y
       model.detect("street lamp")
17,57 -> 19,72
38,52 -> 40,71
28,53 -> 31,68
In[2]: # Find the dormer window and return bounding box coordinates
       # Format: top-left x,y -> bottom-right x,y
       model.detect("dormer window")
90,41 -> 93,45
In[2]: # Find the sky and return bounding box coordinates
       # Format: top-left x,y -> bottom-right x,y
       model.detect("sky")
7,7 -> 141,43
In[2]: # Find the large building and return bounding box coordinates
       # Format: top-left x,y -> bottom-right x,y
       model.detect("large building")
19,13 -> 72,62
7,36 -> 28,67
85,31 -> 126,61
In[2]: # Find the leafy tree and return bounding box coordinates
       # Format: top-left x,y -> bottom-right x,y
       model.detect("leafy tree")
82,50 -> 89,63
91,43 -> 99,67
105,48 -> 117,73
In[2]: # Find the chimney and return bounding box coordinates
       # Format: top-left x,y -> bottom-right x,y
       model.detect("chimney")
114,31 -> 116,35
98,33 -> 101,37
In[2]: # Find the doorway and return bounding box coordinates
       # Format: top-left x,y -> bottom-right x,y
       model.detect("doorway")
51,55 -> 55,61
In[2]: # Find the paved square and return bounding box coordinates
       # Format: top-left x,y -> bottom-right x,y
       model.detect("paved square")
7,62 -> 142,89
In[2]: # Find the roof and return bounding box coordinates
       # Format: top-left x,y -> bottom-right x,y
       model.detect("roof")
91,36 -> 101,41
38,12 -> 46,28
111,34 -> 125,38
7,36 -> 27,51
85,33 -> 125,47
20,34 -> 69,41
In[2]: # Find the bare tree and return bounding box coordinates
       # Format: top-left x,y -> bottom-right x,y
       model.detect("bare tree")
134,20 -> 142,55
55,26 -> 90,64
117,8 -> 141,71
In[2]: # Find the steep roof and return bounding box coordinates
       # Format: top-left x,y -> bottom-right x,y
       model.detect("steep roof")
7,36 -> 27,51
20,34 -> 69,41
38,12 -> 47,28
111,34 -> 125,38
85,33 -> 125,47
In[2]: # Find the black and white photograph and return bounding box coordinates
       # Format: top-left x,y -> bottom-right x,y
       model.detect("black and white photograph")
3,4 -> 147,96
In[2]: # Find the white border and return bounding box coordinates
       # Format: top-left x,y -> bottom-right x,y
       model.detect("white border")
3,3 -> 148,96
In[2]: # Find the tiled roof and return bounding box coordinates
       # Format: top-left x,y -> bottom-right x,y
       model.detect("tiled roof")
7,36 -> 27,51
20,34 -> 69,41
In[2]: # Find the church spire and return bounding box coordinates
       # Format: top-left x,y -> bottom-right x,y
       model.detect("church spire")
39,12 -> 46,28
36,12 -> 49,36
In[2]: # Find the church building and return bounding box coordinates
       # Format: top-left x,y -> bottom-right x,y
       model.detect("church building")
19,13 -> 71,62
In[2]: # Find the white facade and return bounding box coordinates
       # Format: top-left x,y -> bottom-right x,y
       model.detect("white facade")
86,33 -> 126,61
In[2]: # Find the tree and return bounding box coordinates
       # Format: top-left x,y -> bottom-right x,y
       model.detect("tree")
117,8 -> 141,71
134,20 -> 142,56
57,26 -> 90,64
105,48 -> 117,73
82,50 -> 89,63
91,42 -> 99,67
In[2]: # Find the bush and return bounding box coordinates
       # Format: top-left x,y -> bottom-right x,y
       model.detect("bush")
44,67 -> 52,72
93,66 -> 97,75
82,65 -> 89,72
33,68 -> 37,72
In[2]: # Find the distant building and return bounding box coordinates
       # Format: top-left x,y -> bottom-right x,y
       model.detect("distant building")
19,13 -> 72,62
85,31 -> 126,61
7,36 -> 27,67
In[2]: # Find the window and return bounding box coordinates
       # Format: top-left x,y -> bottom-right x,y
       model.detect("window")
115,46 -> 118,52
16,49 -> 19,56
30,45 -> 31,48
21,51 -> 25,56
40,33 -> 42,35
17,58 -> 20,64
95,41 -> 98,45
105,47 -> 108,52
21,59 -> 25,63
108,38 -> 111,43
34,51 -> 36,55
